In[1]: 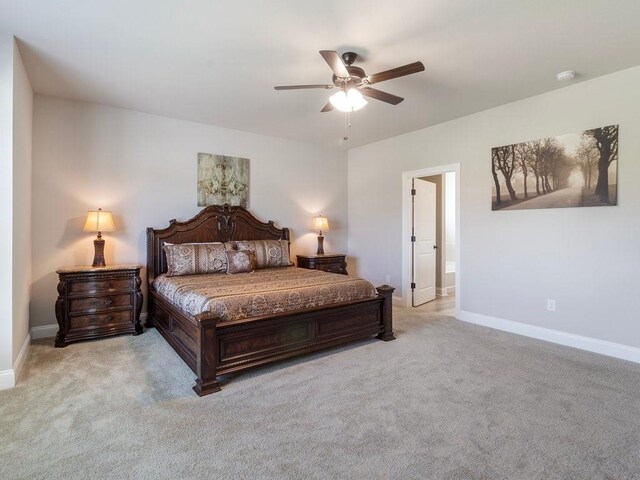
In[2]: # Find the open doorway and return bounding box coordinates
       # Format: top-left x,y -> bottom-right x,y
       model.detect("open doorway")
411,177 -> 437,306
402,164 -> 460,317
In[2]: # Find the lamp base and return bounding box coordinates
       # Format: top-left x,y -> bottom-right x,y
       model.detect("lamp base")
316,235 -> 325,255
92,238 -> 106,267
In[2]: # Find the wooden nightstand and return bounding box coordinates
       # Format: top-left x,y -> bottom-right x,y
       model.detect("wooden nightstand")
296,254 -> 347,275
54,264 -> 143,347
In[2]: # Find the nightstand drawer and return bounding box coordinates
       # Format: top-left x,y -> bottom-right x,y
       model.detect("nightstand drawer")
322,264 -> 344,274
69,294 -> 132,313
69,277 -> 132,295
70,310 -> 133,331
55,265 -> 143,347
296,254 -> 347,275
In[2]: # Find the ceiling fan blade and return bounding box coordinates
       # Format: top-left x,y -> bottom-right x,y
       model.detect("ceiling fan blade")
321,101 -> 334,112
274,84 -> 334,90
366,61 -> 425,84
319,50 -> 350,79
361,87 -> 404,105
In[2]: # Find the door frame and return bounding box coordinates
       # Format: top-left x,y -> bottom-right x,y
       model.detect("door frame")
401,164 -> 461,317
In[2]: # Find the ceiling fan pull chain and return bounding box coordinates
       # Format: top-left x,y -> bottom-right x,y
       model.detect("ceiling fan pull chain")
343,112 -> 352,141
343,112 -> 348,140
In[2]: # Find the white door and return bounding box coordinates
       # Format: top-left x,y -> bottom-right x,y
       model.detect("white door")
412,178 -> 437,306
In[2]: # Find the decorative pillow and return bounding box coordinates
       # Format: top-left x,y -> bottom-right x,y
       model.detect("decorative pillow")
165,241 -> 235,250
164,243 -> 229,276
225,250 -> 254,274
164,242 -> 221,245
236,240 -> 291,269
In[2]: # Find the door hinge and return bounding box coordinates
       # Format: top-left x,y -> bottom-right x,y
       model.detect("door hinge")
411,282 -> 416,290
411,235 -> 416,242
411,188 -> 416,196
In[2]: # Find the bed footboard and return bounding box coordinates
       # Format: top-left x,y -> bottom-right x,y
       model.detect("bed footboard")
150,285 -> 395,396
193,315 -> 221,396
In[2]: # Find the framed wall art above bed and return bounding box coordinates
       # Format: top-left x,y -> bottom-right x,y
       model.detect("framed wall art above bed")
197,153 -> 249,207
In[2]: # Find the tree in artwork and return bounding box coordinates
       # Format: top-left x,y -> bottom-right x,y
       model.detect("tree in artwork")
583,125 -> 618,203
491,125 -> 618,210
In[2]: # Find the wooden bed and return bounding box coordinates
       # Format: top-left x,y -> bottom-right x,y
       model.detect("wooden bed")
146,204 -> 395,396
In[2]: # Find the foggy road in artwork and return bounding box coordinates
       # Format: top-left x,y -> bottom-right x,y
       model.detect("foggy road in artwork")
491,125 -> 618,210
502,187 -> 582,210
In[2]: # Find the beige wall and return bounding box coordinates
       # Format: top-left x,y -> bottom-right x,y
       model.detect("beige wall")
0,36 -> 32,388
0,34 -> 14,376
348,66 -> 640,349
12,40 -> 33,364
444,171 -> 456,288
30,96 -> 348,328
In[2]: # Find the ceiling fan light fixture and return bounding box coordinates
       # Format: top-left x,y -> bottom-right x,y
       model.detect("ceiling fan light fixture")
329,88 -> 368,112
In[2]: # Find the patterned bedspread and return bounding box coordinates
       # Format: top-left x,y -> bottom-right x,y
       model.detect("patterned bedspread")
152,267 -> 377,322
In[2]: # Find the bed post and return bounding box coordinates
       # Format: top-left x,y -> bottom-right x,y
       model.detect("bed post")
193,315 -> 221,396
376,285 -> 396,341
145,294 -> 156,329
145,227 -> 156,328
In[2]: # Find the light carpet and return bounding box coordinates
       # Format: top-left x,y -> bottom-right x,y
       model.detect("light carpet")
1,301 -> 640,479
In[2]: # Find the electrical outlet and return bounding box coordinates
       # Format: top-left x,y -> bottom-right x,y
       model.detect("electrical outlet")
385,275 -> 391,283
547,299 -> 556,312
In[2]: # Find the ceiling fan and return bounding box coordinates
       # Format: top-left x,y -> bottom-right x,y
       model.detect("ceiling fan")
274,50 -> 425,113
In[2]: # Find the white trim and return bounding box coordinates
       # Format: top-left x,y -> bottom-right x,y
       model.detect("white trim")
0,369 -> 15,391
392,295 -> 404,306
30,312 -> 149,340
436,286 -> 456,296
0,334 -> 32,391
31,324 -> 58,340
401,164 -> 461,318
458,310 -> 640,365
13,333 -> 30,379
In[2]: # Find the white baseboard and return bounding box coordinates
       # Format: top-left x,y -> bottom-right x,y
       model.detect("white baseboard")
0,369 -> 14,391
31,324 -> 58,340
0,334 -> 31,391
31,313 -> 149,340
436,286 -> 455,296
458,310 -> 640,365
14,333 -> 30,379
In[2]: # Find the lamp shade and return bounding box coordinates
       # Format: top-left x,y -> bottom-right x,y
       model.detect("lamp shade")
83,209 -> 116,233
312,215 -> 329,233
329,88 -> 367,112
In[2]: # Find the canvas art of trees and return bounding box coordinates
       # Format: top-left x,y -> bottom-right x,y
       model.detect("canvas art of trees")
491,125 -> 618,210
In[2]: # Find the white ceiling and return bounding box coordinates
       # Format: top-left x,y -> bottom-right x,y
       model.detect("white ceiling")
1,0 -> 639,148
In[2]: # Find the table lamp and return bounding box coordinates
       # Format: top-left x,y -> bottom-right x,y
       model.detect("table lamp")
312,215 -> 329,255
83,208 -> 116,267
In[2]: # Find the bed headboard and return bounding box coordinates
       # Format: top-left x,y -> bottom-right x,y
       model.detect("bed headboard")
146,204 -> 290,281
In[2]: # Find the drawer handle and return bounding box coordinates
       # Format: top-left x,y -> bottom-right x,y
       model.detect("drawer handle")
105,314 -> 113,321
105,283 -> 111,289
104,299 -> 113,307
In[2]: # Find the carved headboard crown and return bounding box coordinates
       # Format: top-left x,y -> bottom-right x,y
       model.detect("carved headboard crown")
146,204 -> 290,281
